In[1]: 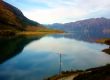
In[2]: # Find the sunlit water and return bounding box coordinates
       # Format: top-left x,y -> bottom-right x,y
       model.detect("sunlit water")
0,34 -> 110,80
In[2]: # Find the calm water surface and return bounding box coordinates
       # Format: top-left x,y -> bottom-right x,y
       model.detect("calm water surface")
0,34 -> 110,80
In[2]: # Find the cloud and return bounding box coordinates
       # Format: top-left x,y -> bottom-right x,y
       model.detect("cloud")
5,0 -> 110,24
23,6 -> 87,24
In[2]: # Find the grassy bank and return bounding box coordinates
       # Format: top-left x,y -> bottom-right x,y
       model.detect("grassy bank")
0,29 -> 64,37
96,38 -> 110,43
16,30 -> 64,36
96,39 -> 110,54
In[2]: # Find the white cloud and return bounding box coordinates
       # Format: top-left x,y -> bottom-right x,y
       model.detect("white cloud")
23,6 -> 87,24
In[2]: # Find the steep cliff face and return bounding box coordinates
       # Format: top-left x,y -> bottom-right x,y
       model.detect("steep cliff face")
0,0 -> 44,31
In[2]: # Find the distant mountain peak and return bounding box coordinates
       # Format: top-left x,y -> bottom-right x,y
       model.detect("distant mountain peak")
49,17 -> 110,33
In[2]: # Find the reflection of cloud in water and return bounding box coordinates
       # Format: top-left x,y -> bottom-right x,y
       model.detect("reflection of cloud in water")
0,36 -> 110,80
25,36 -> 106,54
23,36 -> 110,68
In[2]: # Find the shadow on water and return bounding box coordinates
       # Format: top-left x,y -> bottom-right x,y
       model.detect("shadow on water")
0,35 -> 43,64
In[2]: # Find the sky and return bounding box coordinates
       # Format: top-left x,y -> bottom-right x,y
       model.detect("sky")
5,0 -> 110,24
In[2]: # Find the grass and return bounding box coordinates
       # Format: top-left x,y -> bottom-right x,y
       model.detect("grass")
96,38 -> 110,43
96,38 -> 110,54
0,28 -> 64,37
16,28 -> 64,36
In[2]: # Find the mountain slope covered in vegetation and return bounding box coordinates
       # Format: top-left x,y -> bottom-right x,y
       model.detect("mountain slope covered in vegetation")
0,0 -> 45,31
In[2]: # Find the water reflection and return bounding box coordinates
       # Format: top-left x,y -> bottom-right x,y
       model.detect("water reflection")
52,32 -> 110,42
0,36 -> 43,64
0,35 -> 110,80
24,36 -> 110,69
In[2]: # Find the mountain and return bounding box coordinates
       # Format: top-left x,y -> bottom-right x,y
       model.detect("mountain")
49,18 -> 110,33
0,0 -> 45,31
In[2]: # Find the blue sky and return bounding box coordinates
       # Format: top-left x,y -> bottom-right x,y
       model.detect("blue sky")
5,0 -> 110,24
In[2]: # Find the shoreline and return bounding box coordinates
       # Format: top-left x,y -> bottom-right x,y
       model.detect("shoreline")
96,39 -> 110,54
46,64 -> 110,80
0,30 -> 64,37
46,39 -> 110,80
16,31 -> 64,36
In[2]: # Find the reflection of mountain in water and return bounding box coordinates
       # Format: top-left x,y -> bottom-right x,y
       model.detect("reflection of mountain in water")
0,36 -> 42,64
52,32 -> 110,42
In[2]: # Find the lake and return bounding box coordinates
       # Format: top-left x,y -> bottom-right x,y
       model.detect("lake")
0,33 -> 110,80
